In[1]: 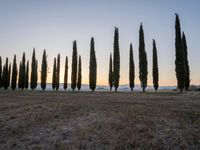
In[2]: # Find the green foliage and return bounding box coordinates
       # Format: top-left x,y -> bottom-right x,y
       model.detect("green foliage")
25,61 -> 29,89
8,63 -> 11,88
20,52 -> 26,90
129,43 -> 135,92
41,50 -> 47,90
139,24 -> 148,92
52,58 -> 57,90
77,55 -> 82,91
71,41 -> 78,91
3,58 -> 9,90
113,27 -> 120,91
56,54 -> 60,91
108,53 -> 113,91
152,39 -> 159,91
89,37 -> 97,91
18,62 -> 22,89
30,49 -> 38,90
11,55 -> 18,90
64,56 -> 68,90
0,57 -> 2,88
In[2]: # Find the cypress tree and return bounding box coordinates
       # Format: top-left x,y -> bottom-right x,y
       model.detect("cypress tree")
8,63 -> 11,88
108,53 -> 113,91
18,62 -> 22,89
182,32 -> 190,91
71,41 -> 78,91
3,58 -> 9,90
0,56 -> 2,88
139,23 -> 148,92
11,55 -> 18,90
77,55 -> 82,91
25,61 -> 29,89
56,54 -> 60,91
21,52 -> 26,90
89,37 -> 97,91
41,50 -> 47,90
152,39 -> 159,91
113,27 -> 120,91
30,49 -> 37,90
35,60 -> 38,89
52,58 -> 57,90
129,43 -> 135,92
175,14 -> 185,92
64,56 -> 68,90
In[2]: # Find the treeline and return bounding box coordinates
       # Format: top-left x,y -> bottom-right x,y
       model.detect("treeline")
0,14 -> 190,92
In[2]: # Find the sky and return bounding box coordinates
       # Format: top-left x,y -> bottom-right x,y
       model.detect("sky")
0,0 -> 199,86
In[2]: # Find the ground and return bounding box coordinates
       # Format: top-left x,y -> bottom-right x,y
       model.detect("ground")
0,90 -> 200,150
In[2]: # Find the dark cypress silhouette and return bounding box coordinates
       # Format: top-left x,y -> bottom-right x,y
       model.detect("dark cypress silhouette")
139,23 -> 148,92
129,43 -> 135,92
64,56 -> 68,90
18,62 -> 22,89
108,53 -> 113,91
21,52 -> 26,90
152,39 -> 159,91
8,63 -> 11,88
0,57 -> 2,88
182,32 -> 190,91
113,27 -> 120,91
30,49 -> 38,90
3,58 -> 9,90
77,55 -> 82,91
71,41 -> 78,91
11,55 -> 18,90
89,37 -> 97,91
25,61 -> 29,89
41,50 -> 47,90
175,14 -> 185,92
52,58 -> 57,90
56,54 -> 60,91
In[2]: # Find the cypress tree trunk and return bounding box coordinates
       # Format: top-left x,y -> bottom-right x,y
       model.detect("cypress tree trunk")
21,52 -> 26,90
64,56 -> 68,90
31,49 -> 37,90
3,58 -> 9,90
89,37 -> 97,91
25,61 -> 29,89
113,27 -> 120,91
71,41 -> 78,91
152,39 -> 159,92
77,55 -> 82,91
52,58 -> 57,90
182,32 -> 190,91
139,23 -> 148,92
108,53 -> 113,91
129,43 -> 135,92
8,63 -> 11,88
56,54 -> 60,91
41,50 -> 47,90
0,57 -> 2,88
18,62 -> 22,89
11,55 -> 18,90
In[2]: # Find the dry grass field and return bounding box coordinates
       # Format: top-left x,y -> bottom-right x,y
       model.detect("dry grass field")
0,90 -> 200,150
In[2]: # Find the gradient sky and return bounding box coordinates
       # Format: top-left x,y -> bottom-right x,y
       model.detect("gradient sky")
0,0 -> 199,86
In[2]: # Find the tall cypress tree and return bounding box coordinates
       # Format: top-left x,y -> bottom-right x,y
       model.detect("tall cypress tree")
3,58 -> 9,90
139,23 -> 148,92
182,32 -> 190,91
11,55 -> 18,90
8,63 -> 11,88
41,50 -> 47,90
64,56 -> 68,90
18,62 -> 22,89
31,49 -> 37,90
89,37 -> 97,91
56,54 -> 60,91
152,39 -> 159,91
0,56 -> 2,88
77,55 -> 82,91
25,61 -> 29,89
175,14 -> 185,92
71,41 -> 78,91
129,43 -> 135,92
52,58 -> 57,90
113,27 -> 120,91
21,52 -> 26,90
108,53 -> 113,91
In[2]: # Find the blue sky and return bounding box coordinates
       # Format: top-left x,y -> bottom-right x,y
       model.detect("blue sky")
0,0 -> 199,85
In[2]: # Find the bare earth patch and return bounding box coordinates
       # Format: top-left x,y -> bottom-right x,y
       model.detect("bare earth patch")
0,90 -> 200,149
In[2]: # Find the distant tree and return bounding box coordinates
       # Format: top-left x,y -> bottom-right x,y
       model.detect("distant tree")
182,32 -> 190,91
129,43 -> 135,92
18,62 -> 22,89
21,52 -> 26,90
0,56 -> 2,88
152,39 -> 159,91
8,63 -> 11,88
108,53 -> 113,91
89,37 -> 97,91
3,58 -> 9,90
71,41 -> 78,91
139,23 -> 148,92
56,54 -> 60,91
30,49 -> 38,90
25,61 -> 29,89
11,55 -> 18,90
64,56 -> 68,90
113,27 -> 120,91
175,14 -> 185,92
77,55 -> 82,91
52,58 -> 57,90
41,50 -> 47,90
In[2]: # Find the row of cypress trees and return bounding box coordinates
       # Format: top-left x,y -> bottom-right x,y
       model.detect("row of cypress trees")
0,14 -> 190,92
